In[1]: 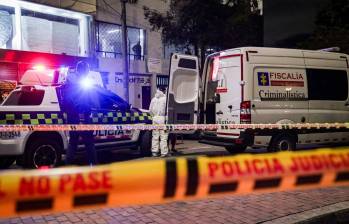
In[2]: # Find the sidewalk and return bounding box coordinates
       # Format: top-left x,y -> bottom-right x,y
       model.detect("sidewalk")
1,187 -> 348,224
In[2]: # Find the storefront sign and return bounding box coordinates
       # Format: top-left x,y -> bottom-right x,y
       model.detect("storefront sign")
147,58 -> 162,74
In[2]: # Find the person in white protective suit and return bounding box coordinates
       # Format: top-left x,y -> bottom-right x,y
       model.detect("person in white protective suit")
149,87 -> 169,157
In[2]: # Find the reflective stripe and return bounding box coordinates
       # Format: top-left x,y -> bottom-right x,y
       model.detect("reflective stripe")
0,111 -> 152,125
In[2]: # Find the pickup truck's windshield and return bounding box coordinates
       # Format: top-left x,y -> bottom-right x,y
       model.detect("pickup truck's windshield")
56,85 -> 130,111
95,86 -> 129,110
2,90 -> 45,106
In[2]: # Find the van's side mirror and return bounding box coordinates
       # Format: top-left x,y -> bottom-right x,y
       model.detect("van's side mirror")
214,94 -> 220,103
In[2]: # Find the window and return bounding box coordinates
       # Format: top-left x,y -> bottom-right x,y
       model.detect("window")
95,87 -> 129,110
0,1 -> 90,56
3,89 -> 44,105
128,27 -> 145,60
96,22 -> 122,58
96,21 -> 146,60
0,5 -> 15,49
307,69 -> 348,101
21,9 -> 80,56
156,75 -> 169,88
178,58 -> 197,69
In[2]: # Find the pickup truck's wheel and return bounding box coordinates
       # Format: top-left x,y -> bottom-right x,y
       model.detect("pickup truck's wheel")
24,139 -> 62,169
225,145 -> 246,154
268,133 -> 296,152
139,131 -> 152,157
0,156 -> 16,169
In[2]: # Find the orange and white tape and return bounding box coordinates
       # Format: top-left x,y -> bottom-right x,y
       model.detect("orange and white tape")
0,122 -> 349,132
0,148 -> 348,218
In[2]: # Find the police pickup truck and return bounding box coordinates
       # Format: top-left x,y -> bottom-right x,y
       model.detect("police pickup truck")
0,68 -> 152,169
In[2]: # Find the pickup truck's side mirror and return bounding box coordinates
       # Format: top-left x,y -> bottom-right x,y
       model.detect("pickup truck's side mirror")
112,104 -> 119,109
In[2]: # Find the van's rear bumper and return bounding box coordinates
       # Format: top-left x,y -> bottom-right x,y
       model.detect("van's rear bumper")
199,131 -> 253,147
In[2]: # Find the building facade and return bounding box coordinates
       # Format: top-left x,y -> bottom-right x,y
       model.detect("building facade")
0,0 -> 93,56
94,0 -> 170,109
0,0 -> 170,109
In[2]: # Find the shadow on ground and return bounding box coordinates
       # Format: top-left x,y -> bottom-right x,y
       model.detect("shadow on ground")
10,140 -> 349,168
75,141 -> 349,166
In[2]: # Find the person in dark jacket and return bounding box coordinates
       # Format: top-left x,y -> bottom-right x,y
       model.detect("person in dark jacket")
132,41 -> 142,60
61,61 -> 98,166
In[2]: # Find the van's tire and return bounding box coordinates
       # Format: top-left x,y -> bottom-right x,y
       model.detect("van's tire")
24,139 -> 62,169
0,156 -> 16,169
225,145 -> 246,154
268,134 -> 296,152
139,131 -> 152,157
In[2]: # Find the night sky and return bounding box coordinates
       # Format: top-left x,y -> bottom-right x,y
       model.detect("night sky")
264,0 -> 330,47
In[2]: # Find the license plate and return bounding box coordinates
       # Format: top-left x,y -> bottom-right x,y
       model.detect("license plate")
0,132 -> 21,139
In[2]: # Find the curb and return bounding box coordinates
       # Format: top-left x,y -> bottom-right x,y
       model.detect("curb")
261,201 -> 349,224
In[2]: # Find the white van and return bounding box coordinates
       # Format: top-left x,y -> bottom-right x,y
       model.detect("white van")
167,47 -> 349,153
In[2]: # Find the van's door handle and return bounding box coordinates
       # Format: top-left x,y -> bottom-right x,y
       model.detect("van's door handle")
345,102 -> 349,106
216,110 -> 223,115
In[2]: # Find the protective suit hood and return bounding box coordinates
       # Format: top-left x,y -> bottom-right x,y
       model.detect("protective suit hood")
154,89 -> 165,99
149,89 -> 167,124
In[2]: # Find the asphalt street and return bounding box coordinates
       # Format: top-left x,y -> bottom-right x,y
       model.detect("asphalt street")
94,139 -> 327,164
7,139 -> 341,168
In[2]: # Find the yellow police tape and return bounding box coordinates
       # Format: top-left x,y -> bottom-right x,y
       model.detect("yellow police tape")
0,122 -> 349,131
0,148 -> 348,218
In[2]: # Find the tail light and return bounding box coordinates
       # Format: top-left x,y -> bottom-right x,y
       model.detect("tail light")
210,56 -> 220,81
240,101 -> 251,124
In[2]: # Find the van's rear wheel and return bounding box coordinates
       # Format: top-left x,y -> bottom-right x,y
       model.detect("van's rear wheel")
225,145 -> 246,154
0,156 -> 16,169
269,134 -> 296,152
24,139 -> 62,169
140,131 -> 152,157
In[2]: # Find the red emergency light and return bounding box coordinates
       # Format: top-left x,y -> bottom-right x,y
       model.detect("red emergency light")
0,49 -> 97,82
32,64 -> 46,71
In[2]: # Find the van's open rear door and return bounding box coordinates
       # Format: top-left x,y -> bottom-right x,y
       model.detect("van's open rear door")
167,54 -> 199,131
